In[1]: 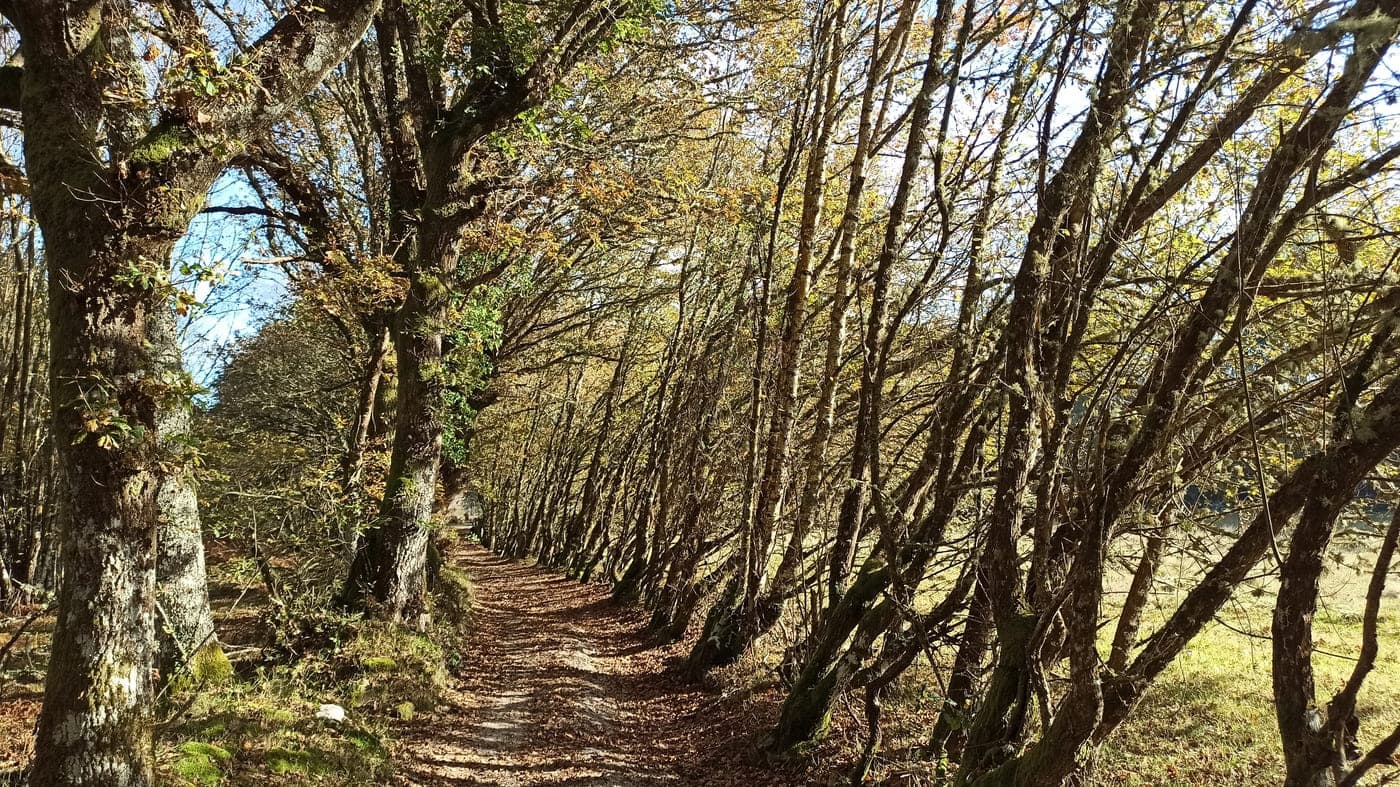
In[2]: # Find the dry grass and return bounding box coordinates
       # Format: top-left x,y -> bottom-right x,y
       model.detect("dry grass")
1094,549 -> 1400,786
862,541 -> 1400,785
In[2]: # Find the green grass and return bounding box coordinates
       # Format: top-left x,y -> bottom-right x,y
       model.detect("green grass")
1098,593 -> 1400,785
171,742 -> 231,786
158,553 -> 475,785
158,658 -> 396,785
870,547 -> 1400,785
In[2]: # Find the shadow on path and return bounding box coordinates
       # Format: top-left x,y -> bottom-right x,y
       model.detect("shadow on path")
393,545 -> 802,786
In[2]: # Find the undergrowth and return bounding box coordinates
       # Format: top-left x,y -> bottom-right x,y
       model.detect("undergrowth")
158,553 -> 474,785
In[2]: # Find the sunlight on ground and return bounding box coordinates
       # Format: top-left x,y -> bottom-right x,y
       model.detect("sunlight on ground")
1095,557 -> 1400,786
872,544 -> 1400,786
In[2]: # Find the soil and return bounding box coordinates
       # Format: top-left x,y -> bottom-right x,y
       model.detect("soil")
393,545 -> 820,786
1,543 -> 839,785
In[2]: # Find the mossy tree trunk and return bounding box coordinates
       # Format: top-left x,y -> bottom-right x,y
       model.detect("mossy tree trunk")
150,305 -> 225,683
767,559 -> 892,753
8,2 -> 381,783
349,212 -> 456,625
34,227 -> 169,786
342,0 -> 637,620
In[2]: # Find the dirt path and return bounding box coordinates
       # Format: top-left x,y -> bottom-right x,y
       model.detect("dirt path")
393,545 -> 801,786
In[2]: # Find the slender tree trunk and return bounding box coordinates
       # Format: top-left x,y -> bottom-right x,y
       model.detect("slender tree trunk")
339,317 -> 391,554
0,247 -> 25,465
741,3 -> 841,618
564,339 -> 631,562
956,2 -> 1163,778
828,0 -> 954,606
342,316 -> 391,491
927,590 -> 994,764
1108,534 -> 1163,673
150,305 -> 224,683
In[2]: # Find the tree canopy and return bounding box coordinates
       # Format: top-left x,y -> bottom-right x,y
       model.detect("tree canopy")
3,0 -> 1400,784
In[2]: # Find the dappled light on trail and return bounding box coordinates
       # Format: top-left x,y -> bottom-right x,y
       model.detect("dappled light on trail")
394,546 -> 796,787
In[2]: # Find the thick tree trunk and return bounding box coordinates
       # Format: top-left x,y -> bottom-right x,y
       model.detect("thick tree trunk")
31,229 -> 169,787
1274,473 -> 1366,787
21,58 -> 188,777
13,1 -> 380,779
344,216 -> 456,625
34,469 -> 158,787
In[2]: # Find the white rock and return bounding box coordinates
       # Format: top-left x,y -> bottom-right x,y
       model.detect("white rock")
315,703 -> 346,723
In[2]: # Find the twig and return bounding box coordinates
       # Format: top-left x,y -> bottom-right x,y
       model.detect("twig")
0,606 -> 47,673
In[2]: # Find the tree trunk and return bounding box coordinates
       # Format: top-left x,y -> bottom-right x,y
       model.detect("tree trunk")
339,317 -> 390,556
1108,534 -> 1163,672
927,588 -> 993,764
439,454 -> 473,528
344,216 -> 455,625
30,225 -> 168,786
341,316 -> 391,493
13,0 -> 380,778
150,305 -> 224,684
768,558 -> 893,753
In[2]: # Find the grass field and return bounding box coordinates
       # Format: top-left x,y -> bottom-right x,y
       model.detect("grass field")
1095,549 -> 1400,785
867,542 -> 1400,785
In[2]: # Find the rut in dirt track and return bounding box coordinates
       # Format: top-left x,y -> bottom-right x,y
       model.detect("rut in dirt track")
393,544 -> 798,787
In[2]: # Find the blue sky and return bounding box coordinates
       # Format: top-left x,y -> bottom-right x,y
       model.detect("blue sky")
176,172 -> 292,390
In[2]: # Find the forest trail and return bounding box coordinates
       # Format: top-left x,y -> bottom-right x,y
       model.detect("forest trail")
393,544 -> 792,786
